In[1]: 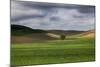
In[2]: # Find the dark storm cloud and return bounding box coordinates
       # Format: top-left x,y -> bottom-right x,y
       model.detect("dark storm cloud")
11,14 -> 45,22
19,1 -> 95,14
11,0 -> 95,31
77,6 -> 95,13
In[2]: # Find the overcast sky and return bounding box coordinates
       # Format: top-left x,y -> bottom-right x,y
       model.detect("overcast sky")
11,0 -> 95,31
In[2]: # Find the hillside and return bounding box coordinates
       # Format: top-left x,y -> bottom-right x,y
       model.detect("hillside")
80,30 -> 95,38
11,25 -> 47,36
11,25 -> 58,43
11,25 -> 94,43
11,25 -> 85,36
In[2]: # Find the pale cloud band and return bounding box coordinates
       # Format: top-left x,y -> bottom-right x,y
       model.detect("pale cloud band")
11,0 -> 95,31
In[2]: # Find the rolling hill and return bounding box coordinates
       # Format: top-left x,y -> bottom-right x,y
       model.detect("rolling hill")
11,25 -> 47,36
11,25 -> 94,43
80,30 -> 95,38
11,25 -> 58,43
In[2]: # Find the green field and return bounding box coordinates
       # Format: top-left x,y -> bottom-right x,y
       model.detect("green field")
11,37 -> 95,66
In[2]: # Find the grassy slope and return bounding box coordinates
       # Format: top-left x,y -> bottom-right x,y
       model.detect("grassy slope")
11,37 -> 95,66
11,25 -> 47,36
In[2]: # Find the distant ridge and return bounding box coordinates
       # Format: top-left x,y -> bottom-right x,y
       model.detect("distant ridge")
11,24 -> 86,36
11,25 -> 47,36
47,30 -> 85,35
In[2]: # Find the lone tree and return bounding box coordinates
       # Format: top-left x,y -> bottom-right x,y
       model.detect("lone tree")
60,34 -> 66,40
